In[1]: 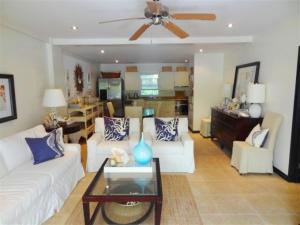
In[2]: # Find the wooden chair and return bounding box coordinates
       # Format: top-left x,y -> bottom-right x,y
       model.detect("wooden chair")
106,102 -> 115,117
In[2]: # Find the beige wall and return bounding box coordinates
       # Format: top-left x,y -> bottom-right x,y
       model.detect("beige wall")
222,2 -> 299,175
52,47 -> 99,100
0,25 -> 48,138
192,53 -> 224,130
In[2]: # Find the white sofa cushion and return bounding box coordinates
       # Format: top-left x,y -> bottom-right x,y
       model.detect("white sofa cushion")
97,140 -> 130,154
0,172 -> 52,223
13,151 -> 80,184
32,125 -> 48,137
0,130 -> 35,172
152,140 -> 184,155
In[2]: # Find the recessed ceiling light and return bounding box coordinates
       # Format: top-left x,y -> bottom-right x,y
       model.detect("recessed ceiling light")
199,49 -> 203,53
228,23 -> 233,28
72,25 -> 78,31
185,59 -> 189,63
100,49 -> 105,54
115,60 -> 119,63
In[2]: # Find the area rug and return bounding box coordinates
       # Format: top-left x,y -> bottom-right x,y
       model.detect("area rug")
65,175 -> 203,225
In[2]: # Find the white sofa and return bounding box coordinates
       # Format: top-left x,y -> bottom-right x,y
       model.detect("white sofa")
143,117 -> 195,173
0,125 -> 84,225
87,118 -> 140,172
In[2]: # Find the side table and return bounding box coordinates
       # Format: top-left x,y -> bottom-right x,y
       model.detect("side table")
44,122 -> 81,142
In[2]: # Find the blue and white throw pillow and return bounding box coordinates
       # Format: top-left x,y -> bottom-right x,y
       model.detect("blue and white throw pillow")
25,131 -> 64,164
245,124 -> 269,148
52,127 -> 65,152
155,118 -> 179,141
104,117 -> 130,141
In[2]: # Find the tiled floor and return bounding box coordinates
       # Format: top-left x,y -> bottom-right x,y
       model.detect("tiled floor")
44,133 -> 300,225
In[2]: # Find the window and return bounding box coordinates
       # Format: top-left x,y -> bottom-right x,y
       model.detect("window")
140,74 -> 159,96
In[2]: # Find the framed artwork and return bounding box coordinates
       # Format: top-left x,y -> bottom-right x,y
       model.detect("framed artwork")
0,74 -> 17,123
74,64 -> 83,92
232,62 -> 260,99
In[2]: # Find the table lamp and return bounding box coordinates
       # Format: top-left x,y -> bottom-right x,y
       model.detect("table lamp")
247,83 -> 265,118
43,89 -> 67,127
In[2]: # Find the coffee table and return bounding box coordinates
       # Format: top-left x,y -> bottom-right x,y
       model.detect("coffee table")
82,158 -> 163,225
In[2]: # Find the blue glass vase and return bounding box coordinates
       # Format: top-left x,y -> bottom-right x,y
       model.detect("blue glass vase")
133,133 -> 152,165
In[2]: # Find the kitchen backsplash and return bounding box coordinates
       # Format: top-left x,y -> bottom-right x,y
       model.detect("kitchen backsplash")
126,88 -> 189,98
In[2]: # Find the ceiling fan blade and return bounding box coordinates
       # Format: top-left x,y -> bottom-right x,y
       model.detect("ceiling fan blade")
99,17 -> 145,24
129,23 -> 152,41
162,21 -> 189,39
147,1 -> 162,14
171,13 -> 216,21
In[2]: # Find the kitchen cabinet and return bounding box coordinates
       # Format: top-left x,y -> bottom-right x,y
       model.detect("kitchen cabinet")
158,72 -> 174,90
124,72 -> 140,91
174,71 -> 189,87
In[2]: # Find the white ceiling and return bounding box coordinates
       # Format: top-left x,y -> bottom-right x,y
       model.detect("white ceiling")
1,0 -> 296,39
62,43 -> 249,63
1,0 -> 297,63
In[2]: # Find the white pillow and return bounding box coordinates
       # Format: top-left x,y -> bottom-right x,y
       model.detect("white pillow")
245,124 -> 260,145
245,124 -> 269,148
253,128 -> 269,147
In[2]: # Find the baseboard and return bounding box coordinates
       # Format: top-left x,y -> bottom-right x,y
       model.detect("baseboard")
188,127 -> 200,133
273,166 -> 291,182
199,133 -> 211,138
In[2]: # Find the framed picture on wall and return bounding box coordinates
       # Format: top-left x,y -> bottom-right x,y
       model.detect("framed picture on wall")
232,62 -> 260,99
0,74 -> 17,123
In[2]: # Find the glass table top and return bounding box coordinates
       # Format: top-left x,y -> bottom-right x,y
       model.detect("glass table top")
84,158 -> 159,198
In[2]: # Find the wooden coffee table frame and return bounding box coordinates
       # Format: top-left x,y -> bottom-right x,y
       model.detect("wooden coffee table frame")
82,158 -> 163,225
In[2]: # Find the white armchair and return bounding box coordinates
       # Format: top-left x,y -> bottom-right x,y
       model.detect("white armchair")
87,117 -> 140,172
143,117 -> 195,173
231,112 -> 283,174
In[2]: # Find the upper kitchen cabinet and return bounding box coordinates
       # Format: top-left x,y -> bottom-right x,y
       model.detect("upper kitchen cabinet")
124,72 -> 140,90
158,72 -> 174,90
174,70 -> 189,87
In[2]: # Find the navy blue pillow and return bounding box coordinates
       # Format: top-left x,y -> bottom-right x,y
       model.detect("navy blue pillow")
104,116 -> 130,141
155,118 -> 179,141
25,131 -> 64,164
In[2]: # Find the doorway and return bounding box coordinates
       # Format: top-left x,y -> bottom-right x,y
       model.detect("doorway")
289,46 -> 300,182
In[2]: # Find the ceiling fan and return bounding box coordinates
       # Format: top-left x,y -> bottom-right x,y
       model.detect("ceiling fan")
98,0 -> 216,41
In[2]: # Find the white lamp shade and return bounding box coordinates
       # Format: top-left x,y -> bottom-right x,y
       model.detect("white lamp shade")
223,83 -> 233,98
247,83 -> 266,103
43,89 -> 67,107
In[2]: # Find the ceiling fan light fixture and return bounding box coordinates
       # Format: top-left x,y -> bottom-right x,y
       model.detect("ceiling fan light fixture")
228,23 -> 233,28
115,59 -> 119,64
152,16 -> 161,25
199,49 -> 203,53
100,49 -> 105,54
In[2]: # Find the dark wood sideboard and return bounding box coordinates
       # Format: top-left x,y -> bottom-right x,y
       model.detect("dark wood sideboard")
211,108 -> 263,150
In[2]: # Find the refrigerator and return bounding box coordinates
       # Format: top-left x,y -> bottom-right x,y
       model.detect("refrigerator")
97,78 -> 125,117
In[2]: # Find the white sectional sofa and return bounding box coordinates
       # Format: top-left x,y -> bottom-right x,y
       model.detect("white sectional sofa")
143,117 -> 195,173
0,125 -> 84,225
87,118 -> 140,172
